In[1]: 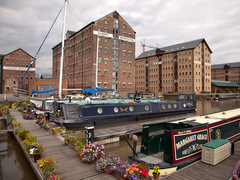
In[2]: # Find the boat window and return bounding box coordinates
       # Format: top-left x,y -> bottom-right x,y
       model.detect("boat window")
178,94 -> 185,100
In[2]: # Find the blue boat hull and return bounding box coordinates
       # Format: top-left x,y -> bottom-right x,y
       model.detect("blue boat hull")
60,93 -> 196,128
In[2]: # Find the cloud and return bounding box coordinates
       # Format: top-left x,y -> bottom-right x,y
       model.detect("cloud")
1,0 -> 240,75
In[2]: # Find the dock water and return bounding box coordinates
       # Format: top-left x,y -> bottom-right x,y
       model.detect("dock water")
9,109 -> 118,180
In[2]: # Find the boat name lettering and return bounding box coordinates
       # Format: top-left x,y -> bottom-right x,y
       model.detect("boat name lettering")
176,135 -> 196,150
120,107 -> 128,112
182,143 -> 202,156
178,130 -> 191,134
176,134 -> 208,150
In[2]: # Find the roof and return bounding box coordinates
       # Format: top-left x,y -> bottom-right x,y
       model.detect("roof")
211,80 -> 240,87
3,48 -> 34,59
136,38 -> 212,59
40,74 -> 52,79
211,62 -> 240,70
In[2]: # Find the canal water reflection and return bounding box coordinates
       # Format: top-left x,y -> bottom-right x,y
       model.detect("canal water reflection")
0,132 -> 37,180
105,99 -> 240,162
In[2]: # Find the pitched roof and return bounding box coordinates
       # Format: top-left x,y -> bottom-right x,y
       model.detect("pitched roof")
211,62 -> 240,69
211,80 -> 240,87
136,38 -> 212,59
3,48 -> 34,58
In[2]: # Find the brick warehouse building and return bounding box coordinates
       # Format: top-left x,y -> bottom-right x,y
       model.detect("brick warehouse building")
0,48 -> 35,94
211,62 -> 240,85
52,11 -> 136,96
135,39 -> 212,95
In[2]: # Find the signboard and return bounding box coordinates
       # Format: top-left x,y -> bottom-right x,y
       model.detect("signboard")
3,66 -> 35,71
173,129 -> 208,161
119,35 -> 135,43
93,30 -> 113,38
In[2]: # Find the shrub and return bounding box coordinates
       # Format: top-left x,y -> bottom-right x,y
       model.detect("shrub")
231,89 -> 236,93
18,128 -> 30,140
225,89 -> 230,93
216,89 -> 222,93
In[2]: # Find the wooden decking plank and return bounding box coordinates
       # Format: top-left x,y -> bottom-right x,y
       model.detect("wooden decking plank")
9,109 -> 117,180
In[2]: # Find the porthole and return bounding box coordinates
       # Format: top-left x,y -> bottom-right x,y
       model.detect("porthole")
129,106 -> 134,112
114,107 -> 119,113
97,108 -> 103,114
145,105 -> 149,111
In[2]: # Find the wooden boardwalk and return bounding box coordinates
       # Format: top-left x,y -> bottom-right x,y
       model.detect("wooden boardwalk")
10,109 -> 118,180
162,141 -> 240,180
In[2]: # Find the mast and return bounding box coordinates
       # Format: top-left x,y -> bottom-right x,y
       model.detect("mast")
95,36 -> 100,88
59,0 -> 68,99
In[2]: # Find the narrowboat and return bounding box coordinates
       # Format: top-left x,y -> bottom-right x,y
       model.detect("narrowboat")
58,92 -> 196,128
127,108 -> 240,174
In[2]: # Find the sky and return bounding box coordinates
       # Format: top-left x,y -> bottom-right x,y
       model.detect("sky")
0,0 -> 240,75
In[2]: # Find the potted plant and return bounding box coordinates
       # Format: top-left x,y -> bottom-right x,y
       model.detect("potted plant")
53,127 -> 62,136
30,143 -> 44,162
113,163 -> 128,178
38,157 -> 58,179
152,165 -> 160,180
124,163 -> 149,180
66,130 -> 73,134
96,154 -> 123,174
45,122 -> 56,130
81,141 -> 105,163
18,128 -> 30,141
75,138 -> 86,156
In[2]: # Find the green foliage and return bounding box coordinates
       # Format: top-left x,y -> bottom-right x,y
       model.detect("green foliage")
3,108 -> 10,115
23,133 -> 37,145
231,89 -> 236,93
0,102 -> 5,108
18,128 -> 30,140
216,89 -> 222,93
225,89 -> 230,93
75,137 -> 86,154
12,120 -> 21,129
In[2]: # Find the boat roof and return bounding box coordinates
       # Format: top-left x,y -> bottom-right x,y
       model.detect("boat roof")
172,108 -> 240,125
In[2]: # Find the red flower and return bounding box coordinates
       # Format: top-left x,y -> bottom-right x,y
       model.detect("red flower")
140,168 -> 148,177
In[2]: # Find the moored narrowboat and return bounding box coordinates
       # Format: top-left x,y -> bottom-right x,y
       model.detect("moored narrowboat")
127,108 -> 240,174
59,92 -> 196,128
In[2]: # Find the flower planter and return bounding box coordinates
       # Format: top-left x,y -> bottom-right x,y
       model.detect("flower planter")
153,173 -> 160,180
55,132 -> 61,136
33,154 -> 41,163
104,169 -> 113,174
114,172 -> 127,180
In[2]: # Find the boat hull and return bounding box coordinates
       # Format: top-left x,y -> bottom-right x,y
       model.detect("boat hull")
134,108 -> 240,169
60,100 -> 196,128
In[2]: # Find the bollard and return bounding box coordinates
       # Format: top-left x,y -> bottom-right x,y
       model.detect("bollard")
85,126 -> 94,143
132,135 -> 138,158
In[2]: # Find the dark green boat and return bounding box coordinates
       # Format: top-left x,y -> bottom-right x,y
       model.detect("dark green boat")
127,108 -> 240,175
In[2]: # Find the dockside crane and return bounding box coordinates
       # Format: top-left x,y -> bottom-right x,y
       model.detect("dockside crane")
140,39 -> 159,52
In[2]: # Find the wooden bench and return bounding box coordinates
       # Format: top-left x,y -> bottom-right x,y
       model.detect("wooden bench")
232,160 -> 240,180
